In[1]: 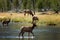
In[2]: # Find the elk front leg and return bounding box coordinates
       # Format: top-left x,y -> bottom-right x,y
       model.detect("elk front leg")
31,32 -> 34,36
19,31 -> 22,38
22,32 -> 24,38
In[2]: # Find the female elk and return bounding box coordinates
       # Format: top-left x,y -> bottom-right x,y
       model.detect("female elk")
32,16 -> 39,23
24,10 -> 34,16
18,22 -> 37,38
2,18 -> 10,26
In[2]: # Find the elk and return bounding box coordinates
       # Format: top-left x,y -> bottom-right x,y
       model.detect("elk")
32,16 -> 39,23
18,22 -> 37,38
2,18 -> 10,26
24,10 -> 34,16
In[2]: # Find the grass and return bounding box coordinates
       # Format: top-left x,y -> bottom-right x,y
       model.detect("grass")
0,12 -> 60,27
33,15 -> 60,26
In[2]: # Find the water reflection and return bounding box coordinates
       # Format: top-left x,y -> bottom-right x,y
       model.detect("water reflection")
19,37 -> 34,40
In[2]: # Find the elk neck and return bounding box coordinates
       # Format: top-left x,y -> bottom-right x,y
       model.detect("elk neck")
32,24 -> 36,29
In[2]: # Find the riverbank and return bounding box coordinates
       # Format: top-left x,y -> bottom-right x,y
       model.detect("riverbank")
0,12 -> 60,26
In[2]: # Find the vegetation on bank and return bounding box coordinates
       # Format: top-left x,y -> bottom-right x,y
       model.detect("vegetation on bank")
0,13 -> 60,26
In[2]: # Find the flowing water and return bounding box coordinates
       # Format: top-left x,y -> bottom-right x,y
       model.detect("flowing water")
0,22 -> 60,40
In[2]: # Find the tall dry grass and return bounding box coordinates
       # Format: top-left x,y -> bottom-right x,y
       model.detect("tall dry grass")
0,12 -> 60,26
